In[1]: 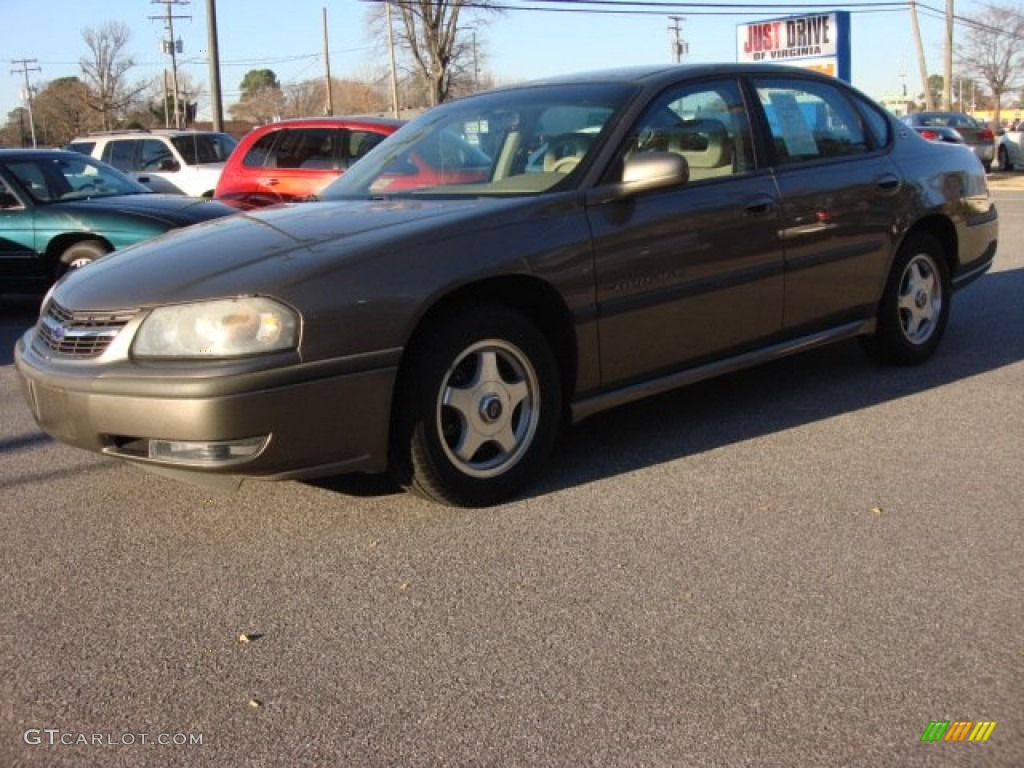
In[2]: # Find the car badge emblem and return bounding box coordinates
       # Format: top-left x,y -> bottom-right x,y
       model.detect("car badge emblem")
52,324 -> 66,341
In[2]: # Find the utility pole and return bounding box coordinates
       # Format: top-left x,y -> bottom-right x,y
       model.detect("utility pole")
943,0 -> 954,109
668,16 -> 688,64
322,7 -> 334,116
472,29 -> 480,91
10,58 -> 41,147
385,2 -> 400,118
909,0 -> 933,110
150,0 -> 191,129
206,0 -> 224,131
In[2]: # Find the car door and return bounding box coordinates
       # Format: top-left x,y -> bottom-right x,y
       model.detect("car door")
260,127 -> 344,202
0,171 -> 40,283
748,76 -> 903,335
588,78 -> 785,388
133,138 -> 186,194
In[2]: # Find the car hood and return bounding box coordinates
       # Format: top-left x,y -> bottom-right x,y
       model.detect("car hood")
52,196 -> 525,310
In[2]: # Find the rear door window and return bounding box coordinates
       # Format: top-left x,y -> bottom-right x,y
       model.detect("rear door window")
241,131 -> 284,168
139,139 -> 177,171
101,140 -> 139,172
273,128 -> 339,169
752,78 -> 869,165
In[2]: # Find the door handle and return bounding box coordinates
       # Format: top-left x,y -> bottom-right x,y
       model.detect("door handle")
258,178 -> 279,187
876,174 -> 901,194
744,196 -> 776,216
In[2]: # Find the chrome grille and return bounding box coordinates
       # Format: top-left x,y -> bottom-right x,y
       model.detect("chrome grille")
35,300 -> 137,357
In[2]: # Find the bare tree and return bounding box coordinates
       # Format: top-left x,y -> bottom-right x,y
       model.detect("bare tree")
228,87 -> 286,125
285,80 -> 325,118
958,2 -> 1024,125
370,0 -> 500,106
334,78 -> 388,115
145,71 -> 204,128
79,21 -> 146,130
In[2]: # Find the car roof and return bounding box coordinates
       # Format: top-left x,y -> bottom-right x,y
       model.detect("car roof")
507,62 -> 851,89
69,130 -> 232,140
0,148 -> 86,158
245,116 -> 405,130
459,63 -> 875,108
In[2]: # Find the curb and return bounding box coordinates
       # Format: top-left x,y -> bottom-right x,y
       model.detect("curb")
987,171 -> 1024,190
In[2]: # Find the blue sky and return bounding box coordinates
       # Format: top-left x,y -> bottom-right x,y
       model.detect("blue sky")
0,0 -> 983,122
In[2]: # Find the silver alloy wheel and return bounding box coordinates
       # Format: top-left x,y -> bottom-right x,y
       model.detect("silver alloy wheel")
897,253 -> 942,344
436,339 -> 541,479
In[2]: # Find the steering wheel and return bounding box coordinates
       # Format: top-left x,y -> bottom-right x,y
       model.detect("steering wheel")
550,156 -> 582,174
543,132 -> 594,173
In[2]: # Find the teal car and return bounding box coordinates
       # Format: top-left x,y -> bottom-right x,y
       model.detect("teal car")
0,149 -> 236,292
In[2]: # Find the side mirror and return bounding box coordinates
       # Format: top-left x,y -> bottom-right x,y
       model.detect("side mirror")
588,152 -> 689,205
159,159 -> 181,172
622,152 -> 690,189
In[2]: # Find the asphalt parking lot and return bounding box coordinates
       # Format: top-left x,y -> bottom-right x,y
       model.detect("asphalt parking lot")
1,185 -> 1021,767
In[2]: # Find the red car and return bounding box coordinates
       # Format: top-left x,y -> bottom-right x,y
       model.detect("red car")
214,116 -> 403,209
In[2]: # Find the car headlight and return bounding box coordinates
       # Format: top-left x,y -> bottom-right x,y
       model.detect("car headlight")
133,297 -> 299,358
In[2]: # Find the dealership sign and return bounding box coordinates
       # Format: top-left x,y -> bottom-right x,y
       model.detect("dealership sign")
736,11 -> 851,81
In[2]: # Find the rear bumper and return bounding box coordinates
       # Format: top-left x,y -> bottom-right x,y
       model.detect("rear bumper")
971,144 -> 995,163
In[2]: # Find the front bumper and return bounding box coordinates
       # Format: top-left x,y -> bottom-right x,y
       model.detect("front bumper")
15,332 -> 399,482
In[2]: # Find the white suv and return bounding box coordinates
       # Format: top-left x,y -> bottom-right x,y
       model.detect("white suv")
67,129 -> 238,197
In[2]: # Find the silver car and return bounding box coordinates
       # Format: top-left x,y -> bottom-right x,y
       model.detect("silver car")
900,111 -> 995,171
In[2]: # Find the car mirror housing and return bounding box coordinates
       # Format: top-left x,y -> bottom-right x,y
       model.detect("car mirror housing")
595,152 -> 690,203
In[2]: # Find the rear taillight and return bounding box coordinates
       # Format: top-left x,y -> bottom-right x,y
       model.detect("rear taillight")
979,128 -> 995,141
920,129 -> 940,141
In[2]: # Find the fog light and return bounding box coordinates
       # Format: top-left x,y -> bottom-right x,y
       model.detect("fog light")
148,436 -> 268,465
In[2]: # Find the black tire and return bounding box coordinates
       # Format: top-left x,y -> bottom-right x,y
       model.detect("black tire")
998,145 -> 1010,172
861,232 -> 950,365
390,307 -> 562,507
57,239 -> 109,277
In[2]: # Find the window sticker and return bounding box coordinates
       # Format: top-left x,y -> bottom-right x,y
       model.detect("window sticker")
769,92 -> 819,156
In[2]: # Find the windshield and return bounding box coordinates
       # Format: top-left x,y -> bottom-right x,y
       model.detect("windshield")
320,82 -> 636,199
171,133 -> 238,165
4,154 -> 150,203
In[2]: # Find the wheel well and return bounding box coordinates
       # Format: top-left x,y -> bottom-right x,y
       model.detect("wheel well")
46,234 -> 112,265
400,276 -> 578,404
901,215 -> 957,275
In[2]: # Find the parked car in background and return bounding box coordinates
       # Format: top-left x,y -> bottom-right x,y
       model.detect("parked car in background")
900,111 -> 995,170
902,122 -> 965,147
994,126 -> 1024,170
0,149 -> 235,292
15,64 -> 997,506
67,129 -> 238,197
214,117 -> 403,209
